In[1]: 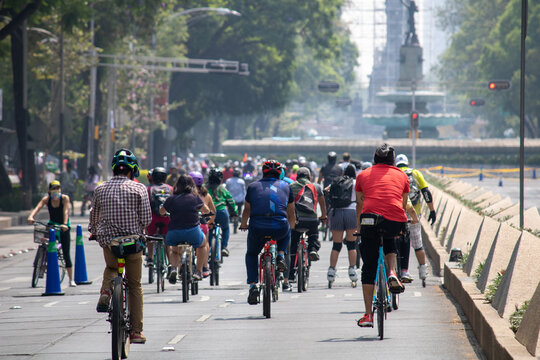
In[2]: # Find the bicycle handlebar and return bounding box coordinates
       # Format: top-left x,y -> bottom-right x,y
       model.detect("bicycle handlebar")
33,221 -> 63,230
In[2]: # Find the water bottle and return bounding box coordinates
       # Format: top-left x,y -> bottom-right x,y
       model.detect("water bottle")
270,241 -> 277,265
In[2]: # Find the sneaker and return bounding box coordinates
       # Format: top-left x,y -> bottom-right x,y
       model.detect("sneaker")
168,269 -> 177,284
388,271 -> 405,294
145,258 -> 153,267
167,265 -> 172,279
96,289 -> 111,313
247,285 -> 259,305
357,313 -> 374,327
309,251 -> 320,262
327,266 -> 336,282
70,280 -> 77,287
222,248 -> 230,257
276,255 -> 288,272
193,270 -> 202,281
400,271 -> 414,283
418,264 -> 428,280
129,331 -> 146,344
348,266 -> 358,282
202,267 -> 211,278
282,282 -> 292,292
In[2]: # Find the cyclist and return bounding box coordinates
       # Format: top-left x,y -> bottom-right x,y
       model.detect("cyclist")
207,168 -> 237,257
240,160 -> 296,304
189,171 -> 216,278
161,174 -> 210,282
317,151 -> 342,188
225,168 -> 246,227
81,166 -> 99,216
355,144 -> 409,327
326,164 -> 359,285
27,180 -> 76,287
145,167 -> 173,270
287,167 -> 326,289
165,166 -> 180,187
89,149 -> 151,344
395,154 -> 436,282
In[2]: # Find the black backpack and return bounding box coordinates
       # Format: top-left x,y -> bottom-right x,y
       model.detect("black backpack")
328,176 -> 354,209
294,183 -> 318,215
149,184 -> 172,215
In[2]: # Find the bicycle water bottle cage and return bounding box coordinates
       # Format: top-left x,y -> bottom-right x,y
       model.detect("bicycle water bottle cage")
110,235 -> 146,258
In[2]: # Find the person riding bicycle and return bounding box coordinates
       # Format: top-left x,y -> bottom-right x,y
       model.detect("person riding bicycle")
81,166 -> 99,216
27,180 -> 76,287
160,174 -> 210,283
206,168 -> 237,257
189,171 -> 216,278
317,151 -> 343,188
355,144 -> 409,327
394,154 -> 436,282
240,160 -> 296,305
89,149 -> 151,344
225,168 -> 246,226
287,167 -> 326,290
145,167 -> 173,269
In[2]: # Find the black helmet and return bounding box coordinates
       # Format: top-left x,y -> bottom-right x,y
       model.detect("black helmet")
152,167 -> 167,183
328,151 -> 337,162
233,168 -> 242,178
208,168 -> 223,184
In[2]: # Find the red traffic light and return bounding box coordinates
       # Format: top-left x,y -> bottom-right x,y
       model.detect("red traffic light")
410,111 -> 419,128
488,80 -> 511,90
470,99 -> 485,106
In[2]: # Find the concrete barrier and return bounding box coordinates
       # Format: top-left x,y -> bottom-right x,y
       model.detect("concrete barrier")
505,207 -> 540,234
477,194 -> 503,209
515,282 -> 540,356
446,207 -> 483,255
483,197 -> 514,216
493,204 -> 520,221
464,217 -> 501,278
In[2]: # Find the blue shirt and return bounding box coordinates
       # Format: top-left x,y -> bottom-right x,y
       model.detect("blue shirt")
245,178 -> 293,229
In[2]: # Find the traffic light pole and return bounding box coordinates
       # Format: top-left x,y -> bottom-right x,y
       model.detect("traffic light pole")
519,0 -> 527,229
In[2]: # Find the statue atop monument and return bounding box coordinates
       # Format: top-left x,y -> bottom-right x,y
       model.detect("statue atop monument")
403,0 -> 419,45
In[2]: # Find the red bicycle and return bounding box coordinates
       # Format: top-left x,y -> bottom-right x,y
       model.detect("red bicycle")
258,235 -> 279,318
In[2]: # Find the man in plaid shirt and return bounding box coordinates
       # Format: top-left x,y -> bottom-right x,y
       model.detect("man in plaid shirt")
89,149 -> 151,344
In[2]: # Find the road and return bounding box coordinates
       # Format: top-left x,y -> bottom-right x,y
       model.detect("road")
0,217 -> 486,360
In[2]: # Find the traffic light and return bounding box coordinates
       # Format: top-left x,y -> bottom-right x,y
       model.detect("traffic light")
470,99 -> 485,106
488,80 -> 511,90
410,111 -> 419,129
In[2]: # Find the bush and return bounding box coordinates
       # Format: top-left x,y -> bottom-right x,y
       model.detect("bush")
485,270 -> 505,303
473,261 -> 484,283
509,300 -> 530,333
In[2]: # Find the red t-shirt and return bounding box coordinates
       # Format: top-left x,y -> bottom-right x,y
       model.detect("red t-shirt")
355,164 -> 409,222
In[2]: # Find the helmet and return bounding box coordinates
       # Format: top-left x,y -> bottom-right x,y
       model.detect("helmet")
291,164 -> 300,172
189,171 -> 204,186
395,154 -> 409,167
112,148 -> 140,177
328,151 -> 337,162
298,156 -> 306,164
361,161 -> 372,170
49,180 -> 61,189
208,168 -> 223,184
152,167 -> 167,183
262,160 -> 282,177
233,168 -> 242,178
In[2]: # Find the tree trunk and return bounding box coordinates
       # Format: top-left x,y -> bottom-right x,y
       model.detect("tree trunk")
212,117 -> 220,153
227,117 -> 236,139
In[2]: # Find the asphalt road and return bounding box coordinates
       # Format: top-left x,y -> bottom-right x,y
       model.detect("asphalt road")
0,217 -> 486,360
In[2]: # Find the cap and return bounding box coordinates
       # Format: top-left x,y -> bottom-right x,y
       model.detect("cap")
395,154 -> 409,166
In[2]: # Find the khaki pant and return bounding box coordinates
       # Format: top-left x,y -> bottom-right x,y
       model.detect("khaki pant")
101,247 -> 144,332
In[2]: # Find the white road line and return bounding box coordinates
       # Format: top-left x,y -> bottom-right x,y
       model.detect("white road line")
2,277 -> 30,283
344,293 -> 353,297
0,310 -> 8,314
44,301 -> 59,308
78,301 -> 89,305
414,291 -> 422,297
167,334 -> 185,345
196,314 -> 211,322
163,298 -> 174,303
325,294 -> 335,298
0,287 -> 11,291
291,294 -> 300,299
219,303 -> 230,308
199,296 -> 210,302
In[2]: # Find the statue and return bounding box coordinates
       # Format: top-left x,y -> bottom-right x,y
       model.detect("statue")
403,0 -> 419,45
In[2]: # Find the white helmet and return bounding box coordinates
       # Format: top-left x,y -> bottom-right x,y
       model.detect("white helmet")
395,154 -> 409,166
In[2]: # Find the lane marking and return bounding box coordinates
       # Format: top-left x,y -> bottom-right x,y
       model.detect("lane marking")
196,314 -> 211,322
168,334 -> 185,345
44,301 -> 59,308
219,303 -> 230,308
325,294 -> 335,298
0,287 -> 11,292
414,291 -> 422,297
291,294 -> 300,299
78,301 -> 89,305
2,277 -> 30,284
163,298 -> 174,303
344,293 -> 353,297
199,296 -> 210,302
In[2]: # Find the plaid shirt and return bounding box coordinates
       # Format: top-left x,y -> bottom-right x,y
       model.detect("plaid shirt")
89,176 -> 152,247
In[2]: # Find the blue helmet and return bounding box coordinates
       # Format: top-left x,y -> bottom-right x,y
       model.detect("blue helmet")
112,148 -> 140,177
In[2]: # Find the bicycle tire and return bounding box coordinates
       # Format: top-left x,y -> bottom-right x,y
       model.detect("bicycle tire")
31,246 -> 45,288
297,245 -> 304,293
111,277 -> 123,360
377,263 -> 385,340
302,256 -> 309,292
155,245 -> 162,293
217,227 -> 224,265
209,235 -> 217,286
181,261 -> 189,303
148,260 -> 154,284
392,292 -> 399,310
57,247 -> 66,284
263,260 -> 271,318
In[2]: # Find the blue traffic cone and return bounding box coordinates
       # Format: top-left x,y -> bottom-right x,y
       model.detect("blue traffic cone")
440,166 -> 444,175
533,168 -> 537,179
74,225 -> 92,285
498,174 -> 503,187
42,229 -> 64,296
479,169 -> 483,181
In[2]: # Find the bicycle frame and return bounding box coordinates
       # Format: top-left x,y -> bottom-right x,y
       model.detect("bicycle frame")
32,222 -> 66,288
259,237 -> 277,318
109,257 -> 130,360
293,230 -> 310,292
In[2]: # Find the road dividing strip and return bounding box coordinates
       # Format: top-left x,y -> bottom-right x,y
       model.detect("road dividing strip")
199,296 -> 210,302
219,303 -> 230,308
414,292 -> 422,297
0,287 -> 11,292
196,314 -> 211,322
167,334 -> 185,345
44,301 -> 59,308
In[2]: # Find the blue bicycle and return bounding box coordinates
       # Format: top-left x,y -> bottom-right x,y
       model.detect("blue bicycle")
208,224 -> 221,286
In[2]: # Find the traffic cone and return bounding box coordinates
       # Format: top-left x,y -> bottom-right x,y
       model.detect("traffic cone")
42,229 -> 64,296
479,169 -> 483,181
533,168 -> 537,179
74,225 -> 92,285
498,174 -> 503,187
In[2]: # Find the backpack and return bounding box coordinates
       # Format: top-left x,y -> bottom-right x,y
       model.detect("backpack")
294,183 -> 318,215
404,169 -> 421,205
328,176 -> 354,209
149,184 -> 172,215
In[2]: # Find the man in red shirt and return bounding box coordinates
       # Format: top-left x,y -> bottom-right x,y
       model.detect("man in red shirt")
354,143 -> 409,327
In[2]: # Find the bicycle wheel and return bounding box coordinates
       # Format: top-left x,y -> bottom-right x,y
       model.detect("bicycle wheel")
210,235 -> 219,286
377,263 -> 385,340
32,246 -> 46,288
297,245 -> 304,293
302,256 -> 309,292
181,261 -> 189,303
160,246 -> 167,293
263,260 -> 271,318
148,259 -> 154,285
57,247 -> 66,284
155,245 -> 162,293
111,277 -> 123,360
392,292 -> 399,310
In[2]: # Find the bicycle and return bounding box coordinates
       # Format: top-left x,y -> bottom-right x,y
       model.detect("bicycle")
31,221 -> 66,288
146,223 -> 168,293
293,227 -> 310,293
108,234 -> 155,360
259,235 -> 279,318
208,223 -> 221,286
